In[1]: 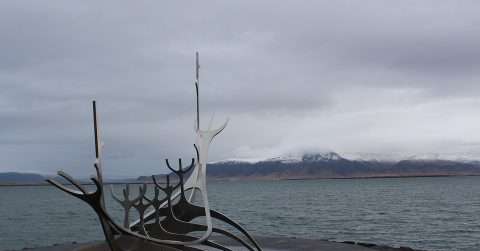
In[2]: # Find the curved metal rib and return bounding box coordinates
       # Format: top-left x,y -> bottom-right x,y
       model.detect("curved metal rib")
164,156 -> 259,251
131,185 -> 151,236
110,184 -> 145,228
57,171 -> 88,194
46,177 -> 84,199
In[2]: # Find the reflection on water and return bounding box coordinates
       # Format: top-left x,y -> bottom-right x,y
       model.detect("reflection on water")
1,176 -> 480,251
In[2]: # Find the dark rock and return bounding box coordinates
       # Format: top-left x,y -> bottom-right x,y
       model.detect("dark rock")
357,242 -> 377,247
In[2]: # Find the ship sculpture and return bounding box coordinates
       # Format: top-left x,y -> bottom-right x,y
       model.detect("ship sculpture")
47,53 -> 262,251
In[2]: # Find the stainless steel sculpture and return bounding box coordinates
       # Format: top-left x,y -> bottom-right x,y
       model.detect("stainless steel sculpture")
47,53 -> 262,251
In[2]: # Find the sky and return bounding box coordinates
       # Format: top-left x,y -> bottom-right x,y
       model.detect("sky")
1,1 -> 480,177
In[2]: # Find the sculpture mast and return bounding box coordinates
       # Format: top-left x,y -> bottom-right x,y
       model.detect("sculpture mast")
182,51 -> 229,243
92,100 -> 105,205
132,52 -> 228,245
195,51 -> 200,131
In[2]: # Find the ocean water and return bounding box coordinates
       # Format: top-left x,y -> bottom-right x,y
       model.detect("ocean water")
1,176 -> 480,251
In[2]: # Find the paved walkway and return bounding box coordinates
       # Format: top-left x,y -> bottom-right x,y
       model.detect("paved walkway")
17,237 -> 419,251
226,236 -> 398,251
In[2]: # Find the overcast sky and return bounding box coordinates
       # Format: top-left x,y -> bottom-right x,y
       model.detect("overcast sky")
1,1 -> 480,177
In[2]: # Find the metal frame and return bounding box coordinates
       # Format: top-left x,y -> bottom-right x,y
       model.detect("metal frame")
47,53 -> 262,251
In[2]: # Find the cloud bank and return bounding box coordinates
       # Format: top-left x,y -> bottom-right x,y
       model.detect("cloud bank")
1,1 -> 480,177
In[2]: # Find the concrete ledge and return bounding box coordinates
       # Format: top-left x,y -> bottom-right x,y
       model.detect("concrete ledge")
13,236 -> 426,251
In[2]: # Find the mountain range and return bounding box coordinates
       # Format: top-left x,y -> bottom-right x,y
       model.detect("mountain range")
2,152 -> 480,185
0,172 -> 46,185
206,152 -> 480,180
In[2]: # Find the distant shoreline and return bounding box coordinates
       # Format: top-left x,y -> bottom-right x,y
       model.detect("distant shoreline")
284,173 -> 480,180
0,181 -> 154,187
4,152 -> 480,187
2,173 -> 480,187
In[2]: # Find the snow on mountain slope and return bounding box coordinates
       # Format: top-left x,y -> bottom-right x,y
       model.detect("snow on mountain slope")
211,152 -> 345,164
211,151 -> 480,164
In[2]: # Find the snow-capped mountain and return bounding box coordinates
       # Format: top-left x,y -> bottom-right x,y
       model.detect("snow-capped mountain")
212,152 -> 345,165
301,152 -> 344,162
342,152 -> 480,163
207,152 -> 480,180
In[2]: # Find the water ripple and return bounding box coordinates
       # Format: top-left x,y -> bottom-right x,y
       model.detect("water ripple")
1,176 -> 480,251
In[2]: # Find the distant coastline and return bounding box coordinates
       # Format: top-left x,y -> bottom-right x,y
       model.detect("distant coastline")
206,152 -> 480,181
3,152 -> 480,186
0,181 -> 154,187
2,173 -> 480,187
284,173 -> 480,180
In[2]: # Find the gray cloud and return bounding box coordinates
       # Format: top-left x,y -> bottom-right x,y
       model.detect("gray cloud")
1,0 -> 480,177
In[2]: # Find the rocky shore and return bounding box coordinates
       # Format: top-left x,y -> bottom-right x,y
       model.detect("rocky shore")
14,236 -> 426,251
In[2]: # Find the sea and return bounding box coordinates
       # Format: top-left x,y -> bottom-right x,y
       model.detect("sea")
1,176 -> 480,251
